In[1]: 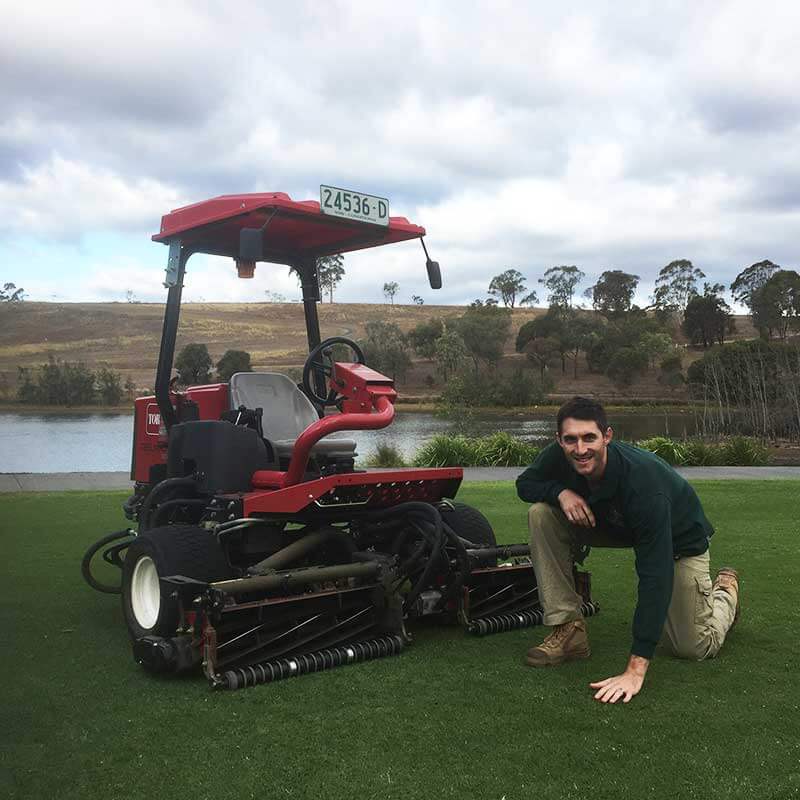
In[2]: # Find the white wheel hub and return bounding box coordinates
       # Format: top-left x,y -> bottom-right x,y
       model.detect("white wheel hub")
130,555 -> 161,629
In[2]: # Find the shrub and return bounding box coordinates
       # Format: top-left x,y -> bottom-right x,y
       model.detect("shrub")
413,435 -> 478,467
721,436 -> 769,466
17,367 -> 37,403
407,318 -> 444,359
16,358 -> 96,406
490,368 -> 548,406
413,433 -> 539,468
364,444 -> 407,468
175,343 -> 212,385
682,439 -> 724,466
636,436 -> 686,465
217,349 -> 252,382
437,368 -> 547,411
96,366 -> 124,405
637,436 -> 769,466
475,432 -> 540,467
607,346 -> 649,388
358,322 -> 411,381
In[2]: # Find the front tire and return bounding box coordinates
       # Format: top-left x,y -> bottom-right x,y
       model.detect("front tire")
121,525 -> 230,640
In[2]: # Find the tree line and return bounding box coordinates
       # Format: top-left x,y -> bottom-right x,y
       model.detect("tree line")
13,348 -> 253,406
16,360 -> 134,406
484,259 -> 799,342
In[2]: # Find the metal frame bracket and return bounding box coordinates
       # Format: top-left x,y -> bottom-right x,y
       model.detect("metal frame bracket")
164,241 -> 182,288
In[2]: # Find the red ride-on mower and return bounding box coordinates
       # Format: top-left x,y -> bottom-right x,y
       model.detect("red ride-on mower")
82,189 -> 599,689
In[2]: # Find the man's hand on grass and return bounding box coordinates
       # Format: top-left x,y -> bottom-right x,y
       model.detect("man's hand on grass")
590,655 -> 649,704
558,489 -> 596,527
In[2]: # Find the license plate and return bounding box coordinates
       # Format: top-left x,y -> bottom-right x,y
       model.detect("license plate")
320,185 -> 389,227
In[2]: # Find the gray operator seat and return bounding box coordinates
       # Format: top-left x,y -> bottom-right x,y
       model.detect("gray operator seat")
228,372 -> 357,463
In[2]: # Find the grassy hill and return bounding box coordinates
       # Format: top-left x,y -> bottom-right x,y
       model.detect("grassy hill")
0,301 -> 759,404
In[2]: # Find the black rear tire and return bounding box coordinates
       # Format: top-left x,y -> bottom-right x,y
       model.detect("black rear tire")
121,524 -> 230,640
441,502 -> 497,547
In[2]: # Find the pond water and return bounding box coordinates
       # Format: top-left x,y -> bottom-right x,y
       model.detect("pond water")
0,410 -> 697,473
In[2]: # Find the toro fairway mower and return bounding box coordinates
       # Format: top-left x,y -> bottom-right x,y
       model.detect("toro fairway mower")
83,188 -> 599,689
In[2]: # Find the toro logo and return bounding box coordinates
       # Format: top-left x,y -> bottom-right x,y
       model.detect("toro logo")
145,403 -> 162,436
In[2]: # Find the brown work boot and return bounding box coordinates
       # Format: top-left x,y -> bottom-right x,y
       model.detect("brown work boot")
713,567 -> 740,626
525,620 -> 591,667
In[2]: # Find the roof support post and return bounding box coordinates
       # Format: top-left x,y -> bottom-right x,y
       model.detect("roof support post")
295,257 -> 327,410
155,244 -> 191,430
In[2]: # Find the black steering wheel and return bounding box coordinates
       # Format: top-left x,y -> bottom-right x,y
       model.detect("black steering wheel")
302,336 -> 366,407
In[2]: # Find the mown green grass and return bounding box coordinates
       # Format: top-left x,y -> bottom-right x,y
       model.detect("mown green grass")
1,483 -> 798,800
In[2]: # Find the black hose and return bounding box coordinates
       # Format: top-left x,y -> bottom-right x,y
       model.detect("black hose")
139,476 -> 197,531
440,520 -> 472,605
401,510 -> 445,611
355,502 -> 449,609
390,515 -> 435,558
149,498 -> 208,529
81,529 -> 136,594
396,521 -> 430,575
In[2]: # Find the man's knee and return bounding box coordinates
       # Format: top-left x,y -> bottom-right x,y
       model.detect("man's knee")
528,502 -> 573,556
528,502 -> 559,528
666,631 -> 717,661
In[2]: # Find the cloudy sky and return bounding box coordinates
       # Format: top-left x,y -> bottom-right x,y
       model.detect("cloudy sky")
1,0 -> 798,307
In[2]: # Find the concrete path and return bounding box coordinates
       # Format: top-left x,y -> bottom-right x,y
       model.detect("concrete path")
0,472 -> 134,493
464,466 -> 800,482
1,467 -> 799,493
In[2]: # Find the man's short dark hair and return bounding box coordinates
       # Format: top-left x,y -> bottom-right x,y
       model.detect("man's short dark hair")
556,396 -> 609,435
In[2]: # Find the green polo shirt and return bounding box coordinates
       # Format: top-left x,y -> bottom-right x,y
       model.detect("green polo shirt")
516,440 -> 714,659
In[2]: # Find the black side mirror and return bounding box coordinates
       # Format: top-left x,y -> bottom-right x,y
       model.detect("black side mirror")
239,228 -> 263,261
426,259 -> 442,290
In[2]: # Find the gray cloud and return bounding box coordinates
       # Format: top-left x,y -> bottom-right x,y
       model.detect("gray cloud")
1,0 -> 799,302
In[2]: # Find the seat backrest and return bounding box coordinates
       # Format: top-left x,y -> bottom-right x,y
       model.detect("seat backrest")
229,372 -> 318,441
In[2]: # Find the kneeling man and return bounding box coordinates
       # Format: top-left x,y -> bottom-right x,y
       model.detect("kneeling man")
516,397 -> 739,704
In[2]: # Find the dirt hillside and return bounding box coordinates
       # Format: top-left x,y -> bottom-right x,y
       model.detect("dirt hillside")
0,301 -> 758,402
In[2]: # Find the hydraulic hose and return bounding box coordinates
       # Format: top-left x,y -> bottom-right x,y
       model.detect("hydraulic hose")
139,476 -> 198,531
149,498 -> 208,529
440,520 -> 472,605
343,501 -> 447,610
81,529 -> 136,594
397,510 -> 445,611
394,520 -> 430,575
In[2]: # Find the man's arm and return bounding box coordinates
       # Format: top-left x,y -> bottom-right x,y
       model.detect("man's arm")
589,493 -> 674,704
629,493 -> 675,659
515,443 -> 569,506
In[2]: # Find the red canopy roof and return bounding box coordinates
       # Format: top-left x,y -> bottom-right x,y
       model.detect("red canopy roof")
152,192 -> 425,263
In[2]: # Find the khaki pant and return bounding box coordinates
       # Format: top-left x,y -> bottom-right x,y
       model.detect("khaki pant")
528,503 -> 737,660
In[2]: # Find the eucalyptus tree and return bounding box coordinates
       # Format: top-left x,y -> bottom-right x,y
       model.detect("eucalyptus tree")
682,283 -> 735,348
730,260 -> 780,312
488,269 -> 529,308
539,265 -> 585,309
652,259 -> 705,315
383,281 -> 399,305
751,270 -> 800,340
316,254 -> 345,302
586,270 -> 640,318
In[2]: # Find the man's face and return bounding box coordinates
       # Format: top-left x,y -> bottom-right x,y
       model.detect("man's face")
557,417 -> 613,481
